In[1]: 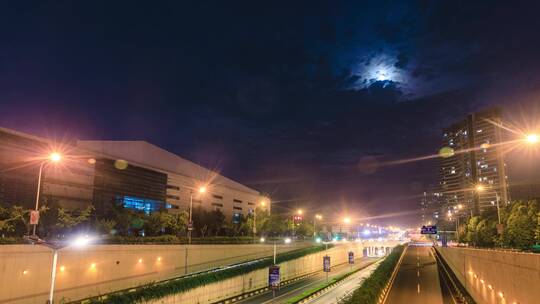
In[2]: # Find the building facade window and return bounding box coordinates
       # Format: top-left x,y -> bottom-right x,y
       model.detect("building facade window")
118,196 -> 169,214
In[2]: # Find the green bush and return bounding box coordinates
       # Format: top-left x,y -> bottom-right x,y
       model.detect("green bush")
99,235 -> 267,244
85,244 -> 333,304
340,245 -> 404,304
0,237 -> 24,244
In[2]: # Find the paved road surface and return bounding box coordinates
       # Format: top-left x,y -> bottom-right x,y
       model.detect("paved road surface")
306,259 -> 381,304
237,257 -> 378,304
385,245 -> 448,304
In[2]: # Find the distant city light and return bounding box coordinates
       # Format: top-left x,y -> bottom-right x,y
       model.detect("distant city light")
315,237 -> 322,243
260,237 -> 265,243
284,238 -> 292,244
362,229 -> 371,236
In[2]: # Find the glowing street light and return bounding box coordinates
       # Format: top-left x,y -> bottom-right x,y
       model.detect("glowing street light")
343,217 -> 351,224
475,184 -> 485,192
32,151 -> 63,236
25,234 -> 94,304
297,209 -> 303,215
313,214 -> 322,238
186,184 -> 209,274
526,133 -> 539,144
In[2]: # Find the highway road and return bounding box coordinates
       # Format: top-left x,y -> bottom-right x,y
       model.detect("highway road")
237,257 -> 378,304
306,259 -> 381,304
385,245 -> 452,304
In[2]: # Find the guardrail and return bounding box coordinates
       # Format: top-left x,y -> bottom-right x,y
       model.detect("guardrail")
432,247 -> 476,304
378,244 -> 407,304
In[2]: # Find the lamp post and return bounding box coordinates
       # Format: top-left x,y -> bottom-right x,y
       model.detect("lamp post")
313,214 -> 322,238
185,185 -> 206,274
25,235 -> 93,304
253,199 -> 267,237
32,152 -> 62,236
476,184 -> 501,225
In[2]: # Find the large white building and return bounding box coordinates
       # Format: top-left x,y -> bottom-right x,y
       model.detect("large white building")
0,127 -> 269,220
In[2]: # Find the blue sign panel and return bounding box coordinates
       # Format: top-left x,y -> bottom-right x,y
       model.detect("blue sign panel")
421,225 -> 437,234
268,265 -> 280,289
323,256 -> 331,272
348,251 -> 354,264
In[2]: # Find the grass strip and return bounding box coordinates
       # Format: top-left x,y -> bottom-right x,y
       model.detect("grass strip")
339,245 -> 404,304
284,267 -> 361,304
80,244 -> 333,304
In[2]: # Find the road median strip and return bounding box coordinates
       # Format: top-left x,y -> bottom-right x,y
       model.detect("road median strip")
284,260 -> 379,304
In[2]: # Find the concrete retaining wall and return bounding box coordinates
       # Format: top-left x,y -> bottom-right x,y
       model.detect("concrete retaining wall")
149,242 -> 366,304
436,247 -> 540,304
0,243 -> 309,304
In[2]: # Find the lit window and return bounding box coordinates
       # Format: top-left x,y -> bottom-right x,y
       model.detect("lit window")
118,196 -> 168,214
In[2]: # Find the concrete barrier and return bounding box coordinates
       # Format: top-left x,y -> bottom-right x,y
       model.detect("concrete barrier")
0,243 -> 310,304
436,247 -> 540,304
147,242 -> 366,304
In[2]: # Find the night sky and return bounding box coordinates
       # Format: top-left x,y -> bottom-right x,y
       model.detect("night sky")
1,1 -> 540,226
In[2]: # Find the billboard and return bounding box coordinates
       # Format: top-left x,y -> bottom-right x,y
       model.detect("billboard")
323,256 -> 331,272
420,225 -> 437,234
268,265 -> 280,290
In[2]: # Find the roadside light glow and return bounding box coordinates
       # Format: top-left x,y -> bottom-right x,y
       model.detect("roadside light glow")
488,284 -> 493,290
476,185 -> 485,192
297,209 -> 303,215
343,217 -> 351,224
284,238 -> 292,244
60,266 -> 65,272
260,200 -> 266,207
138,258 -> 143,263
49,152 -> 62,162
498,291 -> 504,298
526,133 -> 539,144
90,263 -> 96,269
315,237 -> 322,243
22,270 -> 28,275
260,237 -> 265,243
315,214 -> 322,220
71,235 -> 92,248
157,257 -> 162,262
198,186 -> 206,194
457,204 -> 463,209
362,229 -> 371,236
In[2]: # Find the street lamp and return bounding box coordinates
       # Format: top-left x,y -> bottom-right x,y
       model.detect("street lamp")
313,214 -> 322,238
475,184 -> 501,225
526,133 -> 539,144
25,235 -> 94,304
343,217 -> 351,224
185,185 -> 208,274
253,199 -> 269,237
297,209 -> 303,215
32,152 -> 62,236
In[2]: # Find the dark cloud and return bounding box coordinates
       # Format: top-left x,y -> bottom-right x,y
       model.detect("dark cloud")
1,1 -> 540,226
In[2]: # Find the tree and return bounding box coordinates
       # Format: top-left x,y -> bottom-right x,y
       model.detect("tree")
504,200 -> 537,249
165,211 -> 189,236
96,219 -> 117,235
56,206 -> 94,234
0,206 -> 15,236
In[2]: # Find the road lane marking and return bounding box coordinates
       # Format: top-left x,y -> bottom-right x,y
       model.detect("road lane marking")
417,283 -> 420,293
417,270 -> 419,277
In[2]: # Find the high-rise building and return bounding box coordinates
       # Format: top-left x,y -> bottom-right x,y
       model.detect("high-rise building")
438,108 -> 509,216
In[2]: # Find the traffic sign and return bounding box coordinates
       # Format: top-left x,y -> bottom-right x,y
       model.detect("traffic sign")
30,210 -> 40,225
420,225 -> 437,234
323,256 -> 331,272
268,265 -> 280,290
187,221 -> 193,231
348,251 -> 354,264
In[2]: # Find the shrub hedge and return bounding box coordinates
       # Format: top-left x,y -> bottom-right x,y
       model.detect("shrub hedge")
85,244 -> 333,304
99,235 -> 285,244
340,245 -> 405,304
